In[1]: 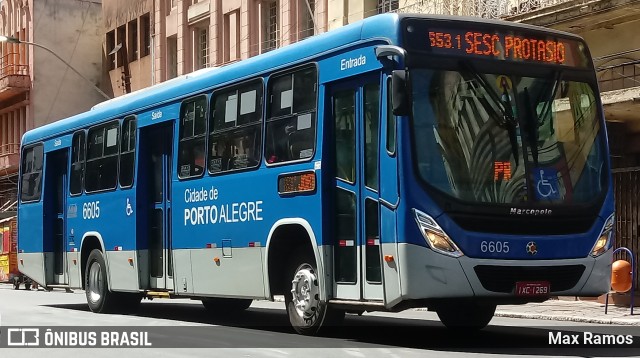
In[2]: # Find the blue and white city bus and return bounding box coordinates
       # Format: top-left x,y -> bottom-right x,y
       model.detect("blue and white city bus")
17,13 -> 614,335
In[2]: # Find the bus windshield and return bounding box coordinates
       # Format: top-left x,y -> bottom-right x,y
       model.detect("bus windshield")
411,68 -> 607,205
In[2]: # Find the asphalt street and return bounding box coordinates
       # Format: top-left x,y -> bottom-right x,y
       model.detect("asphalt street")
0,284 -> 639,357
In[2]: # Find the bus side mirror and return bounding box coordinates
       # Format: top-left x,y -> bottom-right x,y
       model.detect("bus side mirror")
391,70 -> 411,116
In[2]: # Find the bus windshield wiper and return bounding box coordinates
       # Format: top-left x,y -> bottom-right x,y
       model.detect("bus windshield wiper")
523,70 -> 563,167
536,70 -> 563,135
460,61 -> 520,167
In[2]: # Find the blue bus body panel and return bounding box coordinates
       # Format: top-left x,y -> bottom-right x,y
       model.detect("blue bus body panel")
138,103 -> 181,127
173,161 -> 323,249
18,202 -> 44,252
65,190 -> 138,252
43,134 -> 72,152
319,47 -> 383,83
400,160 -> 616,260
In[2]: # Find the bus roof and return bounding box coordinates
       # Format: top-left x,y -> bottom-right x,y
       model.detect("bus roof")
22,13 -> 584,145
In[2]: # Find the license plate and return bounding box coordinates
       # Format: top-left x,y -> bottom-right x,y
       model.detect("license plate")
515,281 -> 550,296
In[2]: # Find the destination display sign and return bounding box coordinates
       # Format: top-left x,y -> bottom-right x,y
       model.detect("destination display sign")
403,20 -> 590,68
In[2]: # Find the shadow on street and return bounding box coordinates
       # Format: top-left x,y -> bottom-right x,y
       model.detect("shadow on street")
44,300 -> 640,356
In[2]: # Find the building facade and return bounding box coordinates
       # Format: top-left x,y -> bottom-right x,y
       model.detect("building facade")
102,0 -> 406,94
0,0 -> 104,214
103,0 -> 335,95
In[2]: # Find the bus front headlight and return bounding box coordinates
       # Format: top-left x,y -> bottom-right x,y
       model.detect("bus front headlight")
413,208 -> 463,258
591,214 -> 615,257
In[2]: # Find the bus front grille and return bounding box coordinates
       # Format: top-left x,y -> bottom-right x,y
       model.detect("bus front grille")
473,265 -> 586,293
448,213 -> 596,235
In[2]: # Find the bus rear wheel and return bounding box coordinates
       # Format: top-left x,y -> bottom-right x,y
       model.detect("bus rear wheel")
435,301 -> 496,331
85,249 -> 119,313
284,254 -> 344,335
202,298 -> 252,314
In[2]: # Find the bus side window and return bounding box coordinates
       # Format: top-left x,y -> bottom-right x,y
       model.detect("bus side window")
119,116 -> 136,188
86,121 -> 119,192
266,66 -> 317,164
70,131 -> 86,195
20,144 -> 44,202
209,79 -> 263,174
178,96 -> 208,179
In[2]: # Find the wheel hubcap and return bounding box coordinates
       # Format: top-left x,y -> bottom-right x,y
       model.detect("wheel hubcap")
88,261 -> 102,304
290,265 -> 320,321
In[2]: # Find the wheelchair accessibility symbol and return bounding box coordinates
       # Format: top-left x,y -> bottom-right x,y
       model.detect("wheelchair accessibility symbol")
126,198 -> 134,216
534,168 -> 560,200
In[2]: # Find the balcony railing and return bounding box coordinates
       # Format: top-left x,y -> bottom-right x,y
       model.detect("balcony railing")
597,61 -> 640,92
0,52 -> 29,80
394,0 -> 572,19
0,143 -> 20,156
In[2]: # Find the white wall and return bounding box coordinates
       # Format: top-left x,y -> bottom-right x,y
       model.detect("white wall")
32,0 -> 104,127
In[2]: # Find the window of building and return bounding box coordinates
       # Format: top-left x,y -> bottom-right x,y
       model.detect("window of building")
377,0 -> 399,13
224,10 -> 240,62
178,96 -> 207,179
20,144 -> 43,203
116,25 -> 126,67
106,30 -> 116,70
141,13 -> 151,57
209,80 -> 263,174
120,116 -> 136,188
195,27 -> 209,69
265,66 -> 317,164
86,121 -> 119,192
129,19 -> 138,62
299,0 -> 315,40
70,131 -> 86,195
167,35 -> 178,79
261,0 -> 278,53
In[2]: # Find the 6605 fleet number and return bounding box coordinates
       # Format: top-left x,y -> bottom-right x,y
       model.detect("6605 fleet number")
480,240 -> 509,253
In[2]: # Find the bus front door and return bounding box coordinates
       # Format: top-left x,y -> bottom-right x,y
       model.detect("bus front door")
331,78 -> 384,301
44,149 -> 69,285
141,123 -> 174,291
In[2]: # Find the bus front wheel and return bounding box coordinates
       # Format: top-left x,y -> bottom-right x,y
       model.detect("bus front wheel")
435,301 -> 496,330
284,253 -> 344,335
85,249 -> 118,313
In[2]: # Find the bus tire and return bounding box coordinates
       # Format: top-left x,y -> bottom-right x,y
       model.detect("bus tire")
435,301 -> 495,330
202,298 -> 252,314
284,252 -> 344,335
85,249 -> 118,313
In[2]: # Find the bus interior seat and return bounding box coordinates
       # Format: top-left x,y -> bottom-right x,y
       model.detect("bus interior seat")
288,128 -> 313,160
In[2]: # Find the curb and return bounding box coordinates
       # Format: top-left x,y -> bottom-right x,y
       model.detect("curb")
274,295 -> 640,325
493,311 -> 640,326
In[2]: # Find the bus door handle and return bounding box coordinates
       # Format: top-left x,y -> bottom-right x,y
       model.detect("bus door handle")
380,198 -> 399,210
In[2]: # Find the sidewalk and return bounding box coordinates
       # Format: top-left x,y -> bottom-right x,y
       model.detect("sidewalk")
276,295 -> 639,325
494,298 -> 640,325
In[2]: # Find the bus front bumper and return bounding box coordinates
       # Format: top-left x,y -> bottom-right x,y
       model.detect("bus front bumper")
396,243 -> 613,300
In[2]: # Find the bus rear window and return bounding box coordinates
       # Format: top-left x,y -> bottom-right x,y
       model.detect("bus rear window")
20,144 -> 44,202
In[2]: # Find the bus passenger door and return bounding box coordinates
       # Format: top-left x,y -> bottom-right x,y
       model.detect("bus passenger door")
331,78 -> 384,301
140,123 -> 174,290
44,149 -> 69,285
